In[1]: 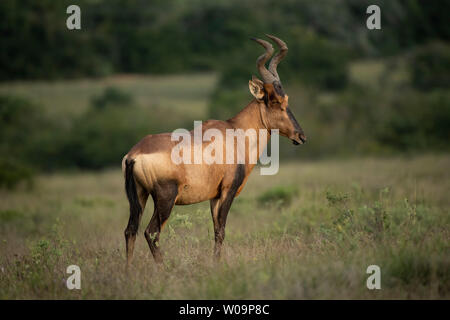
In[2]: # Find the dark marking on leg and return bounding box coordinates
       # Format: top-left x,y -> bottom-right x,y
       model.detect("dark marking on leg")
213,164 -> 245,259
144,180 -> 178,264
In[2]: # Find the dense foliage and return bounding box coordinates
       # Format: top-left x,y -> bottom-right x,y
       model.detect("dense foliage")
1,0 -> 449,81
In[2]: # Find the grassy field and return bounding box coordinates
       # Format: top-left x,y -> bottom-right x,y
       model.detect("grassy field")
0,73 -> 217,120
0,155 -> 448,299
0,65 -> 448,299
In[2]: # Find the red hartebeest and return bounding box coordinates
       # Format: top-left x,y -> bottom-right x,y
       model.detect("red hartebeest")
122,35 -> 306,266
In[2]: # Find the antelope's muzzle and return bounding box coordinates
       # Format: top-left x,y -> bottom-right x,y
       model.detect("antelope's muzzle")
292,132 -> 307,145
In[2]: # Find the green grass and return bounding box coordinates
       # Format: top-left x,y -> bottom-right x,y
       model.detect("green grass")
0,155 -> 448,299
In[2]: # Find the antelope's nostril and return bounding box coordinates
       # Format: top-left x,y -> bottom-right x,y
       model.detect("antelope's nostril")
299,134 -> 307,143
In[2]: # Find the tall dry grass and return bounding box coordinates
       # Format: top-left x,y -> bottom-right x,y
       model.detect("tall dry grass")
0,155 -> 449,299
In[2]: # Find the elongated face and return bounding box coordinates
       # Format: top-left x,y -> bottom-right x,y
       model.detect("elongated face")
265,83 -> 306,145
249,79 -> 306,145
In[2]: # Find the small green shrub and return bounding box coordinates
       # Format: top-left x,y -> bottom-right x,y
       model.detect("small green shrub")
386,248 -> 434,286
326,190 -> 350,206
257,185 -> 298,207
91,86 -> 133,110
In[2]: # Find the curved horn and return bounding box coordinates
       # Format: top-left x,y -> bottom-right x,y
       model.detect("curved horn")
266,34 -> 288,80
251,37 -> 276,83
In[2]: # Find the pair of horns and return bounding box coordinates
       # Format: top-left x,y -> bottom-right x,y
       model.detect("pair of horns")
251,34 -> 288,83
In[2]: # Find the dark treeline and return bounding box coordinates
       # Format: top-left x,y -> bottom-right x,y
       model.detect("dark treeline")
1,0 -> 449,81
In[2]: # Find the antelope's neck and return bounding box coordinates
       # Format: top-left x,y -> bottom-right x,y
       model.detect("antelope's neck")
227,99 -> 271,160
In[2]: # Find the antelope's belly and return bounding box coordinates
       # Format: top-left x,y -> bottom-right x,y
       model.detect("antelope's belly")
175,163 -> 223,205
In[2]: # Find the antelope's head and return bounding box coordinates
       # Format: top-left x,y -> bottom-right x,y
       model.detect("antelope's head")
248,35 -> 306,145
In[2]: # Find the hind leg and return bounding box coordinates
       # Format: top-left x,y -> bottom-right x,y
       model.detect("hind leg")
144,182 -> 177,264
125,184 -> 148,268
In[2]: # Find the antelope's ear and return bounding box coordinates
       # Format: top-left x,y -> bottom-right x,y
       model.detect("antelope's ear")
249,77 -> 264,100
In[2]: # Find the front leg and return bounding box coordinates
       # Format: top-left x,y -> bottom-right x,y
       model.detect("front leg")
210,198 -> 223,259
209,165 -> 245,260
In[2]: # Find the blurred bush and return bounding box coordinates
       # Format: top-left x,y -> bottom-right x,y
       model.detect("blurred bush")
288,30 -> 350,90
0,94 -> 71,173
91,86 -> 134,110
65,101 -> 149,169
0,159 -> 34,189
0,95 -> 47,156
257,185 -> 298,207
0,95 -> 47,188
57,86 -> 172,169
375,90 -> 450,151
410,41 -> 450,90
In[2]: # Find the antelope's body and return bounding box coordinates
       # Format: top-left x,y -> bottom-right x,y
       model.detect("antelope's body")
123,35 -> 306,266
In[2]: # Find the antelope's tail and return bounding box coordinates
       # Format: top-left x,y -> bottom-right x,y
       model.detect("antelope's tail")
124,158 -> 141,234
